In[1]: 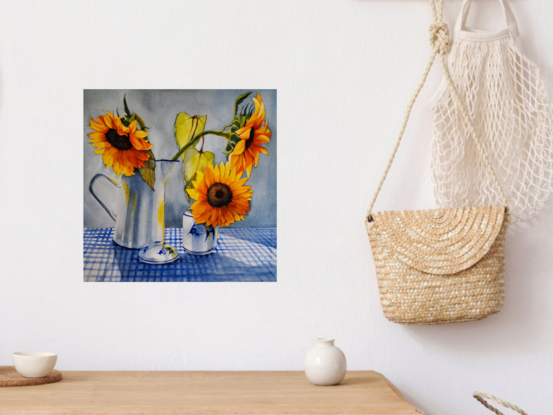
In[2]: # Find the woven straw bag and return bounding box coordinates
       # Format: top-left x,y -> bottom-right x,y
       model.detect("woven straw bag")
365,0 -> 509,325
474,392 -> 528,415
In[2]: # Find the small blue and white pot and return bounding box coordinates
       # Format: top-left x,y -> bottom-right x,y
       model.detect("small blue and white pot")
182,209 -> 219,255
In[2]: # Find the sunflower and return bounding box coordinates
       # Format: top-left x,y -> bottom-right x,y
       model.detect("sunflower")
186,162 -> 253,227
230,94 -> 271,177
88,112 -> 152,176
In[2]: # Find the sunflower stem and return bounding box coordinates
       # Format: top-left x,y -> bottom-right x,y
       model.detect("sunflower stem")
134,114 -> 147,131
171,130 -> 231,161
220,122 -> 234,132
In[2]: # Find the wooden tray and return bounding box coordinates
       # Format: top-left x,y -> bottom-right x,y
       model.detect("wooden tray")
0,366 -> 61,387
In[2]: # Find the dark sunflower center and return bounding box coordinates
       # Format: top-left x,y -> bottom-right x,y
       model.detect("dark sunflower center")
207,183 -> 233,208
244,127 -> 256,150
105,129 -> 133,150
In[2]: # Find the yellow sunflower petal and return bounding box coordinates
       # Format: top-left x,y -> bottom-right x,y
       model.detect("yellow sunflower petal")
213,164 -> 221,182
204,165 -> 215,187
114,117 -> 127,134
229,202 -> 248,215
210,208 -> 219,226
197,209 -> 212,224
190,199 -> 202,210
129,133 -> 152,151
194,215 -> 207,225
90,141 -> 106,149
230,154 -> 239,168
187,189 -> 200,200
254,134 -> 271,144
226,206 -> 241,221
237,129 -> 252,140
195,170 -> 205,183
250,148 -> 259,167
127,120 -> 137,134
232,140 -> 246,155
231,185 -> 253,196
102,149 -> 115,167
230,196 -> 251,208
232,155 -> 245,176
228,166 -> 237,183
251,96 -> 262,119
220,207 -> 234,226
102,113 -> 114,129
229,177 -> 249,190
88,131 -> 105,140
134,130 -> 148,139
89,118 -> 108,132
256,146 -> 269,155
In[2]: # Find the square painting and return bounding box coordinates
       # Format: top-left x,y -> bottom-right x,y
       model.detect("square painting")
84,90 -> 277,282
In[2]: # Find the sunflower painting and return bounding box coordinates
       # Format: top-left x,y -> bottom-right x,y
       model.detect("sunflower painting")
84,90 -> 277,282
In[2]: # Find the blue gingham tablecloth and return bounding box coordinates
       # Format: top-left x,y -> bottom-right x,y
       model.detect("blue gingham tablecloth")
84,228 -> 277,282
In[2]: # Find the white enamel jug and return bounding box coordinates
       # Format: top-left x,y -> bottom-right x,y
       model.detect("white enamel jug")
89,160 -> 179,249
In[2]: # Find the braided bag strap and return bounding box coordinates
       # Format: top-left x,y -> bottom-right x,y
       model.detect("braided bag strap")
366,0 -> 508,221
474,392 -> 529,415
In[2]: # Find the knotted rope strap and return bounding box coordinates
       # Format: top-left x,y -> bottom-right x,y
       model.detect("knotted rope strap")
366,0 -> 508,221
474,392 -> 529,415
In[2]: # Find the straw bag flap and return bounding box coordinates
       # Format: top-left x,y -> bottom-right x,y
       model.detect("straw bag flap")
366,205 -> 505,275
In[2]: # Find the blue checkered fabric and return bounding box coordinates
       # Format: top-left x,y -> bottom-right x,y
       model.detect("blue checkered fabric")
84,228 -> 277,282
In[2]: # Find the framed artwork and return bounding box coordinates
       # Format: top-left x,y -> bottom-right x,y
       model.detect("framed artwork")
84,90 -> 277,282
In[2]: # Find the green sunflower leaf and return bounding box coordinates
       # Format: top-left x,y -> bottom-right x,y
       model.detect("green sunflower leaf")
174,113 -> 209,193
134,114 -> 149,139
123,94 -> 132,117
121,113 -> 136,128
239,115 -> 248,129
182,149 -> 215,201
174,113 -> 207,150
223,132 -> 242,159
138,149 -> 156,191
234,92 -> 251,115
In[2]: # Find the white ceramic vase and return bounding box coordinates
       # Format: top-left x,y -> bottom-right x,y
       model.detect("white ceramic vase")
182,210 -> 219,255
304,338 -> 347,386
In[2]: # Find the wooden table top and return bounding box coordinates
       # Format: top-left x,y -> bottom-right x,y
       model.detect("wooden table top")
0,371 -> 424,415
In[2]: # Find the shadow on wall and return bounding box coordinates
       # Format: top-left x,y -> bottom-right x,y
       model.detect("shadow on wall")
404,197 -> 553,357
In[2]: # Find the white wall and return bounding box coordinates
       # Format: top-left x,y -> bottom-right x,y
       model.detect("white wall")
0,0 -> 551,413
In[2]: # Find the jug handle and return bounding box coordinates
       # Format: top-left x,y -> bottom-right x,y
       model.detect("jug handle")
89,174 -> 121,221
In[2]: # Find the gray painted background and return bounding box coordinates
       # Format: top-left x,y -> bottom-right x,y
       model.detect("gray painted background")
84,89 -> 277,228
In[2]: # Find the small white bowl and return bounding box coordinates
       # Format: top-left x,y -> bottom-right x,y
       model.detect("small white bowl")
12,352 -> 57,378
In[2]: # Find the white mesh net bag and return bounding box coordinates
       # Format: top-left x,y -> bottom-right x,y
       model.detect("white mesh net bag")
429,0 -> 553,222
